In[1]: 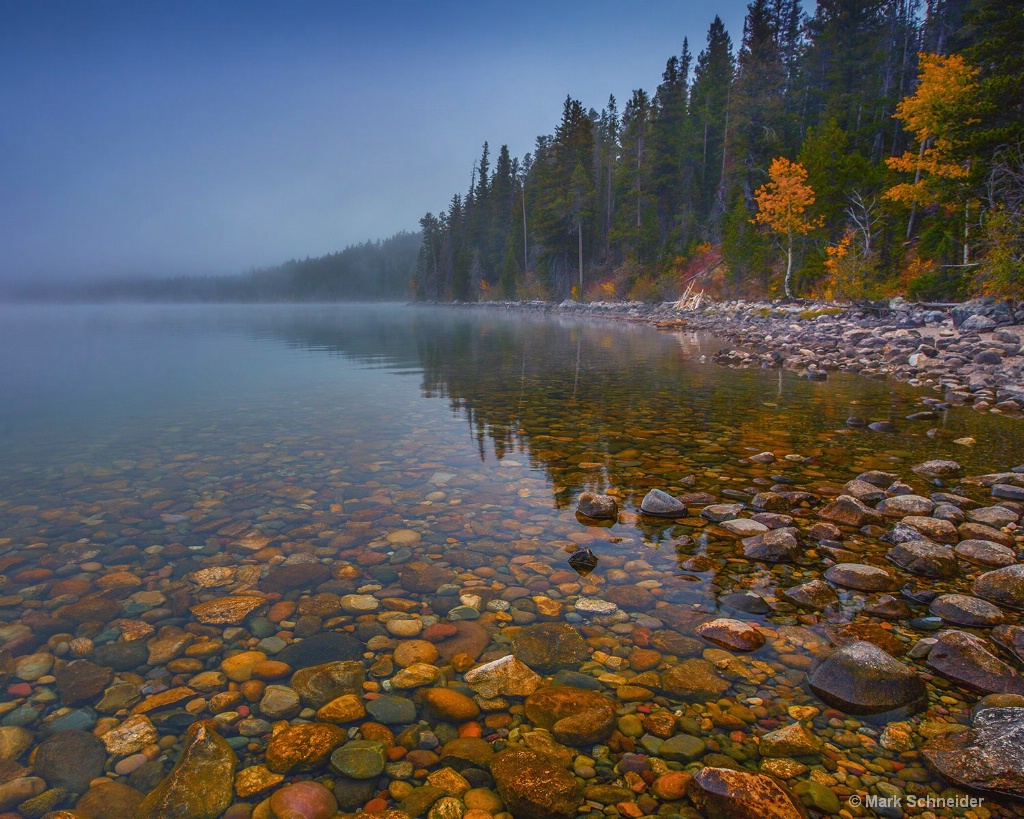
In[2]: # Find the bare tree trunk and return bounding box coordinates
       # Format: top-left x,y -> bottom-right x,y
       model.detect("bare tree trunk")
906,139 -> 927,240
784,228 -> 794,299
521,183 -> 528,274
578,221 -> 584,299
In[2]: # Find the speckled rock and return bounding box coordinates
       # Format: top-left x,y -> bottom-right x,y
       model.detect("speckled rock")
974,564 -> 1024,610
817,495 -> 883,527
576,492 -> 618,519
759,723 -> 823,758
490,748 -> 583,819
687,767 -> 807,819
33,729 -> 107,793
290,660 -> 365,708
924,706 -> 1024,797
824,563 -> 896,591
137,720 -> 237,819
74,781 -> 145,819
189,595 -> 266,625
265,723 -> 346,773
464,655 -> 542,698
696,619 -> 765,652
660,658 -> 730,702
929,594 -> 1005,627
640,489 -> 687,517
267,780 -> 338,819
778,579 -> 839,611
330,739 -> 386,779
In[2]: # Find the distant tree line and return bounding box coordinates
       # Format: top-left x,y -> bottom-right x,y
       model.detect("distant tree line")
413,0 -> 1023,302
5,232 -> 420,302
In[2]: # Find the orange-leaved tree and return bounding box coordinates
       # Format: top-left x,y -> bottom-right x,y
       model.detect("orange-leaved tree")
753,157 -> 823,299
885,53 -> 980,241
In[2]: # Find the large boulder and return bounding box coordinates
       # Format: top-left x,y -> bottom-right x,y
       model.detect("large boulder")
524,686 -> 617,746
951,297 -> 1014,329
973,564 -> 1024,610
924,706 -> 1024,797
807,641 -> 926,716
886,539 -> 958,579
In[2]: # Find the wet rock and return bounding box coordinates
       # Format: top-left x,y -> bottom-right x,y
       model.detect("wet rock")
878,494 -> 934,517
886,539 -> 958,579
137,721 -> 237,819
490,748 -> 583,819
701,503 -> 744,522
974,564 -> 1024,610
660,658 -> 730,702
92,639 -> 148,671
74,781 -> 145,819
807,641 -> 926,716
696,618 -> 765,652
759,723 -> 823,758
101,714 -> 158,756
400,562 -> 457,594
687,767 -> 807,819
741,528 -> 799,563
955,539 -> 1017,568
912,459 -> 962,479
276,632 -> 364,669
842,479 -> 886,503
189,595 -> 266,625
258,684 -> 301,719
924,706 -> 1024,797
639,489 -> 687,517
718,590 -> 771,615
54,595 -> 122,624
926,630 -> 1024,695
260,562 -> 331,594
421,688 -> 480,722
464,655 -> 542,698
863,594 -> 910,619
511,623 -> 588,674
817,495 -> 883,527
524,686 -> 617,745
55,659 -> 114,706
265,722 -> 346,773
929,594 -> 1005,627
899,515 -> 959,543
33,729 -> 106,793
567,547 -> 598,575
330,739 -> 386,779
434,620 -> 490,662
267,780 -> 338,819
824,563 -> 896,591
603,584 -> 656,611
0,777 -> 45,812
365,694 -> 417,724
576,492 -> 618,519
992,624 -> 1024,664
778,579 -> 839,611
0,726 -> 32,761
658,733 -> 706,762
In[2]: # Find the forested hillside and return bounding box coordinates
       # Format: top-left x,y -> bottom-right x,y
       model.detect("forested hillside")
414,0 -> 1023,303
7,232 -> 420,302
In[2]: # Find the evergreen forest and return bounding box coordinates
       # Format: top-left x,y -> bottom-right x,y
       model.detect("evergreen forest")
413,0 -> 1024,304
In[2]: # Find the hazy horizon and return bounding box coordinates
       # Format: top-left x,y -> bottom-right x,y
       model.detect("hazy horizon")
1,0 -> 750,286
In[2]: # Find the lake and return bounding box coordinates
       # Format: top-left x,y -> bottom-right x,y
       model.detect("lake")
1,302 -> 1022,817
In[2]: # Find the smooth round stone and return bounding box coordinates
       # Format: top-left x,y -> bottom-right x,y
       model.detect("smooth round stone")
696,619 -> 765,652
0,726 -> 32,762
394,640 -> 440,668
974,564 -> 1024,610
658,733 -> 706,763
14,653 -> 54,682
930,594 -> 1005,627
330,739 -> 386,779
422,688 -> 480,722
446,606 -> 480,621
385,618 -> 424,638
391,662 -> 442,689
258,684 -> 301,719
221,651 -> 268,682
340,594 -> 379,614
114,753 -> 151,776
640,489 -> 687,517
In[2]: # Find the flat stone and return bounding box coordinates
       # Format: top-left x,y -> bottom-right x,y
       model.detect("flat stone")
660,658 -> 730,702
101,714 -> 158,756
364,694 -> 417,724
330,739 -> 386,779
701,503 -> 744,523
955,539 -> 1017,568
276,632 -> 364,669
992,624 -> 1024,665
55,659 -> 113,706
912,459 -> 962,478
778,579 -> 838,611
74,781 -> 145,819
189,595 -> 265,625
719,518 -> 769,536
658,733 -> 706,763
899,515 -> 959,543
759,723 -> 823,758
33,729 -> 106,793
878,494 -> 934,517
421,688 -> 480,722
696,618 -> 765,652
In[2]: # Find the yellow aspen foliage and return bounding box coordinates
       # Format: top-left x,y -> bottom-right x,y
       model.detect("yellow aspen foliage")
885,53 -> 979,207
753,157 -> 823,298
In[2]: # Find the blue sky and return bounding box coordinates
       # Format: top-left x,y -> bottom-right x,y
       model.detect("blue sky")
0,1 -> 752,283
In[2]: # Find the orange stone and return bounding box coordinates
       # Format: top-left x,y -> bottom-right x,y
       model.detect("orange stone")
251,660 -> 291,681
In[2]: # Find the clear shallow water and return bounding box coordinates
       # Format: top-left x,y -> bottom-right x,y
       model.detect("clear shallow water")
2,303 -> 1024,817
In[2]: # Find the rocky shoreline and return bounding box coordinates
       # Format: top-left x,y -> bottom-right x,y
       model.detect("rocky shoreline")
448,297 -> 1024,419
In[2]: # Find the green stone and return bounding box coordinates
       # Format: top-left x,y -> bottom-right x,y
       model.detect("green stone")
330,740 -> 386,779
658,733 -> 706,763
